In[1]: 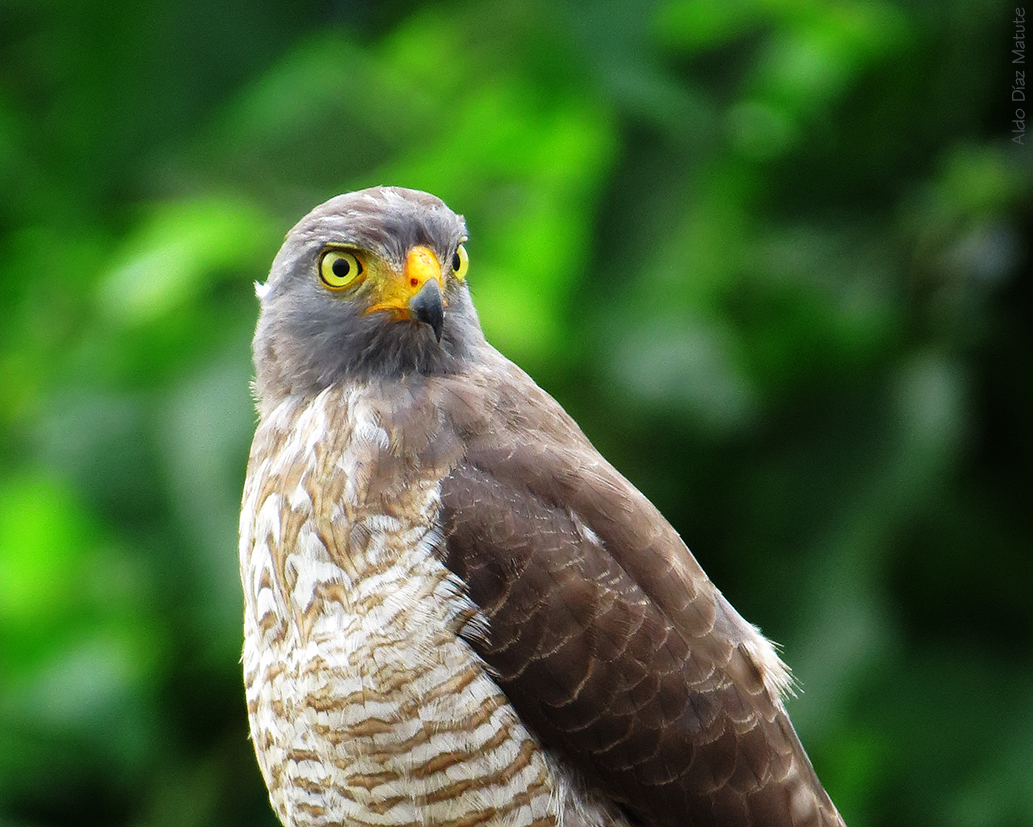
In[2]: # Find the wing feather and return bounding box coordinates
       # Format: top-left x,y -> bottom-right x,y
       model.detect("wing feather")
436,348 -> 845,827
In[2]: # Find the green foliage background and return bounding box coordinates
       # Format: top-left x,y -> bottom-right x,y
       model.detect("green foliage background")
1,0 -> 1030,825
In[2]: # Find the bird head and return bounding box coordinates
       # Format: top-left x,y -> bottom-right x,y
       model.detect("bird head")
252,187 -> 482,406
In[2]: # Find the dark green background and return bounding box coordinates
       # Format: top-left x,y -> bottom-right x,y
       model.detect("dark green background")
1,1 -> 1030,825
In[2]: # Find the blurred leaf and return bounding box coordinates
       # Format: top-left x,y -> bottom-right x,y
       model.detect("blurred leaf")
654,0 -> 767,51
0,474 -> 89,633
97,196 -> 277,325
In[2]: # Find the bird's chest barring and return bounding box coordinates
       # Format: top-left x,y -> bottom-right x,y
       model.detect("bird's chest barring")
243,536 -> 561,827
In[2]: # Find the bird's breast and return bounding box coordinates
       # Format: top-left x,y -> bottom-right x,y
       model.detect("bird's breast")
238,386 -> 562,827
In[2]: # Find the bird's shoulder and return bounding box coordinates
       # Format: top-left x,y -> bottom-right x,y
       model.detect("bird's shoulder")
433,347 -> 842,827
437,345 -> 753,659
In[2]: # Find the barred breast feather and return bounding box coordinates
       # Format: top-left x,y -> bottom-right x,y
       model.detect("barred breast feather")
239,384 -> 622,827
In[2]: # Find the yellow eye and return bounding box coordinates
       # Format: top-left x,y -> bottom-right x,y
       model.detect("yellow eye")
319,249 -> 364,290
451,243 -> 469,281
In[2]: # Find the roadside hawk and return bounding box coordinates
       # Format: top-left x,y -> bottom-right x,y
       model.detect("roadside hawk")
239,186 -> 846,827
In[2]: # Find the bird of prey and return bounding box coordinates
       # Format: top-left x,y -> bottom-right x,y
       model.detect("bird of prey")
239,186 -> 846,827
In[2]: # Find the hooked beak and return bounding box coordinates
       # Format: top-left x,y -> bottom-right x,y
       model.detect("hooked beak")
409,277 -> 443,342
365,245 -> 446,341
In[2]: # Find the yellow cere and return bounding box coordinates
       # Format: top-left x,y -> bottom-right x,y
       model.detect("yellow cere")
319,249 -> 364,290
365,245 -> 444,318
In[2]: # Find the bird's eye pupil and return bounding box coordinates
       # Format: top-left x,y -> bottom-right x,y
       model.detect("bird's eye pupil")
452,251 -> 462,272
332,258 -> 352,278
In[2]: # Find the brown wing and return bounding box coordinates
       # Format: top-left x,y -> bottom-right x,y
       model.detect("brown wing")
437,352 -> 845,827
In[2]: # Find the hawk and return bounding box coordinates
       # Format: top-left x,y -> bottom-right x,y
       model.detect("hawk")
239,186 -> 846,827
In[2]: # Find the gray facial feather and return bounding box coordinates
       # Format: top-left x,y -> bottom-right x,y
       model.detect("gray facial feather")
252,187 -> 484,409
